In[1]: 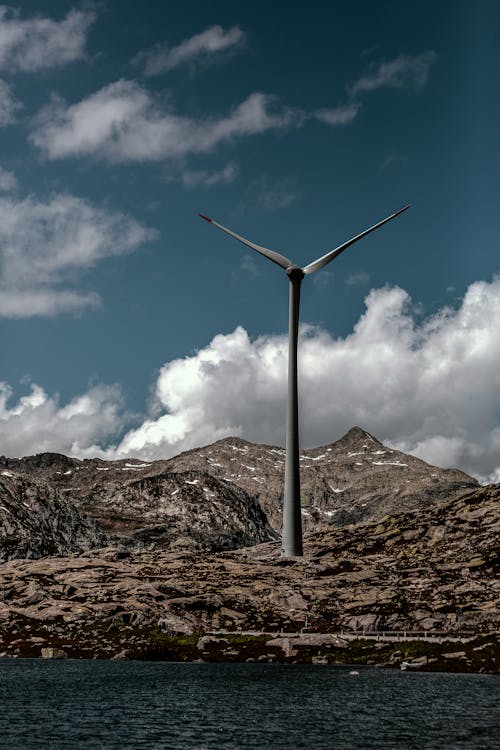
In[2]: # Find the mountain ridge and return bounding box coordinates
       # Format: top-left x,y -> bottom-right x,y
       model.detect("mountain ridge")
1,427 -> 478,546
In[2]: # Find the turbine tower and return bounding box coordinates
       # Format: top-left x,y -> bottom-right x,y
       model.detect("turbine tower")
199,204 -> 410,557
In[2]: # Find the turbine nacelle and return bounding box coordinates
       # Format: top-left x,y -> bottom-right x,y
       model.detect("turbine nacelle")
286,265 -> 305,282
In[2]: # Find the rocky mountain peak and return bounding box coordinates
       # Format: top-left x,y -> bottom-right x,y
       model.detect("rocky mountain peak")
0,427 -> 479,557
331,426 -> 382,450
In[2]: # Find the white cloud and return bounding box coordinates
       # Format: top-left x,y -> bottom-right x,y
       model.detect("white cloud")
138,25 -> 245,76
314,52 -> 436,130
0,187 -> 156,317
180,162 -> 238,189
315,101 -> 361,125
30,51 -> 435,164
0,78 -> 20,124
31,81 -> 300,162
350,51 -> 437,95
0,5 -> 95,72
5,278 -> 500,483
0,164 -> 17,191
0,381 -> 124,458
0,6 -> 95,72
110,278 -> 500,483
0,288 -> 100,318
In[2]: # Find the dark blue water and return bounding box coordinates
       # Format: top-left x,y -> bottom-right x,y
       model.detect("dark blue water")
0,659 -> 498,749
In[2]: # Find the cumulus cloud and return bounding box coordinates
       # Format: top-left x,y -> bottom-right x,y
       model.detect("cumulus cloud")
4,279 -> 500,482
0,187 -> 156,317
0,6 -> 95,72
138,25 -> 245,77
350,51 -> 437,95
0,78 -> 20,124
0,381 -> 124,458
109,278 -> 500,483
31,81 -> 300,162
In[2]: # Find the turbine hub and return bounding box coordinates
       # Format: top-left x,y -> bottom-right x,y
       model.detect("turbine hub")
286,265 -> 305,282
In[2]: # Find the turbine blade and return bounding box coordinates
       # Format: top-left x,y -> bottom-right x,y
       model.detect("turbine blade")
199,214 -> 293,270
302,204 -> 410,275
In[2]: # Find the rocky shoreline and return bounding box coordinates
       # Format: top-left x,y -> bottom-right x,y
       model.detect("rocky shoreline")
1,627 -> 497,673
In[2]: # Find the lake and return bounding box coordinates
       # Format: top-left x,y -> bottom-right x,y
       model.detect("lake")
0,659 -> 498,749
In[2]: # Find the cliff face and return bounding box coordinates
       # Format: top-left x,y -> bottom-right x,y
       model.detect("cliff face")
0,472 -> 109,562
79,470 -> 278,552
0,462 -> 277,559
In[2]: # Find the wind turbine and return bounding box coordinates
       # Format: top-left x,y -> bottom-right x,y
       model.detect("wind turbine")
199,204 -> 410,557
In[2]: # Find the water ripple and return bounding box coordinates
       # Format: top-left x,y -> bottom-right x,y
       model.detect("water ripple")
0,659 -> 498,749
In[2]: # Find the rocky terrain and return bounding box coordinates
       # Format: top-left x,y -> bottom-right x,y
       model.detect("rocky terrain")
0,482 -> 498,671
163,427 -> 478,531
79,470 -> 277,552
0,428 -> 496,671
0,472 -> 109,562
0,428 -> 478,541
0,466 -> 275,560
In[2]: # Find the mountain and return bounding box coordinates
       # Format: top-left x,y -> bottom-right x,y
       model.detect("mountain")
162,427 -> 478,530
0,461 -> 277,559
0,428 -> 478,544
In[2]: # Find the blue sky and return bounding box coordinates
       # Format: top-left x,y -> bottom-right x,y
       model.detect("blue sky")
1,1 -> 500,481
